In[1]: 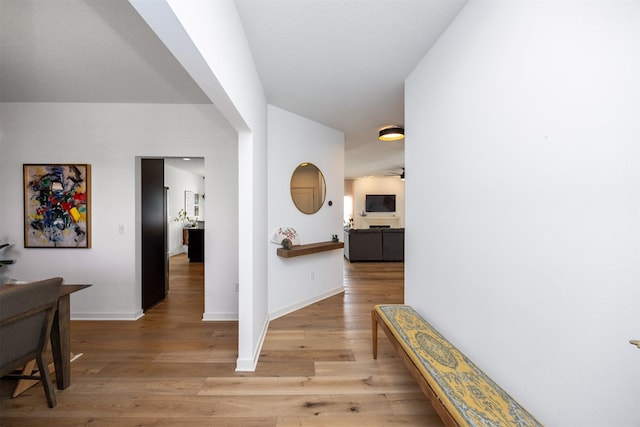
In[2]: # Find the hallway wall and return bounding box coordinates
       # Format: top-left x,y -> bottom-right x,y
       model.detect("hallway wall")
0,102 -> 237,320
405,1 -> 640,425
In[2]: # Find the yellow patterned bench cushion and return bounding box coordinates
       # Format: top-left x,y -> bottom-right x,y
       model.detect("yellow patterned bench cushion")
375,304 -> 542,427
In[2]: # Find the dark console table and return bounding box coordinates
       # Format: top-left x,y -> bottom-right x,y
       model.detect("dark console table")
187,227 -> 204,262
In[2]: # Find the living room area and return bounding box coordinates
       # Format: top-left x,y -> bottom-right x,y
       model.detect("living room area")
343,176 -> 405,262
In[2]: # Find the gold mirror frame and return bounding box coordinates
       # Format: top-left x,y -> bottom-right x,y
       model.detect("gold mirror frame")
290,163 -> 326,214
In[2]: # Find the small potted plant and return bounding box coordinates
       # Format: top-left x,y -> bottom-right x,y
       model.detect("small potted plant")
175,209 -> 196,228
0,241 -> 16,269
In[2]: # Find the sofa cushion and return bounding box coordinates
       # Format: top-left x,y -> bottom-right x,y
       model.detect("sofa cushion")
382,228 -> 404,261
344,228 -> 382,261
350,228 -> 380,234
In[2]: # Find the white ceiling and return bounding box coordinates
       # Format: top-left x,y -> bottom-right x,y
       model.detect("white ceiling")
0,0 -> 211,104
165,157 -> 205,178
0,0 -> 467,178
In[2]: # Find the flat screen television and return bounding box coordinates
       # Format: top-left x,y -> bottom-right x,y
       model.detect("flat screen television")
365,194 -> 396,212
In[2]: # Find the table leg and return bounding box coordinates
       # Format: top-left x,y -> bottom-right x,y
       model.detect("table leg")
372,310 -> 378,359
50,294 -> 71,389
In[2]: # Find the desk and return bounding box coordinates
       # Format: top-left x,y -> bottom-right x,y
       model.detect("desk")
51,284 -> 90,389
0,283 -> 89,392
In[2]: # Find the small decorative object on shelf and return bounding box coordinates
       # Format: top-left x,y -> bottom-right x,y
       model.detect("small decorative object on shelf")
270,226 -> 299,246
281,238 -> 292,250
331,234 -> 339,242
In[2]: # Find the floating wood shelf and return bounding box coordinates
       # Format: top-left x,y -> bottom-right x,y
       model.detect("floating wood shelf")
277,241 -> 344,258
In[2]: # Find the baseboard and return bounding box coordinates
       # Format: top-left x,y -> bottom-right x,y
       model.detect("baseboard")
71,309 -> 144,321
202,312 -> 238,321
269,286 -> 345,321
235,313 -> 269,372
169,246 -> 187,257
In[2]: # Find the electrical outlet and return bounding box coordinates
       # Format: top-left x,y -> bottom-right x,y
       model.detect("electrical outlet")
310,272 -> 315,280
234,283 -> 239,292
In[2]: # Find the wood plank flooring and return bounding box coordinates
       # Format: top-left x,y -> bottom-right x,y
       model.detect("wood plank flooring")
0,255 -> 444,426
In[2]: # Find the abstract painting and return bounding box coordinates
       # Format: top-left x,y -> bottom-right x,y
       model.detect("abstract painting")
23,164 -> 91,248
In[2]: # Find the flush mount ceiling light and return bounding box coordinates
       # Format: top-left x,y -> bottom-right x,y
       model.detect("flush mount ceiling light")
378,126 -> 404,141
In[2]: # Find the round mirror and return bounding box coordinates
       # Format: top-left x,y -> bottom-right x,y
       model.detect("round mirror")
290,163 -> 326,214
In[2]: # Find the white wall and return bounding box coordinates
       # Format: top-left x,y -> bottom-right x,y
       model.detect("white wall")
165,164 -> 205,256
351,177 -> 405,229
267,106 -> 345,318
0,102 -> 237,320
405,1 -> 639,426
135,0 -> 270,371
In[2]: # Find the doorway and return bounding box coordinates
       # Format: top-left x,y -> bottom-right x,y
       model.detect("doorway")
161,157 -> 205,312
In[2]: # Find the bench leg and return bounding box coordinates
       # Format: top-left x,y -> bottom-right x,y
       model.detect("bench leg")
372,310 -> 378,359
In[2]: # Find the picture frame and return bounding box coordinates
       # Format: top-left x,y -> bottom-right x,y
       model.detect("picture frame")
185,190 -> 195,217
23,164 -> 91,248
193,193 -> 200,217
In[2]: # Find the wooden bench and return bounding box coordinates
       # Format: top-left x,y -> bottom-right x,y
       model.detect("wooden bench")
372,304 -> 542,427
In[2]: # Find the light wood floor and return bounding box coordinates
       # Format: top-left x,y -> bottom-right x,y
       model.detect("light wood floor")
0,255 -> 444,426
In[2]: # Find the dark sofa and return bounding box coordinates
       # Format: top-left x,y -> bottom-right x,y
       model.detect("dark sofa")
344,228 -> 404,262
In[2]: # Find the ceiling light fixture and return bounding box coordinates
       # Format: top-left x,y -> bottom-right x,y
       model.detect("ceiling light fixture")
378,126 -> 404,141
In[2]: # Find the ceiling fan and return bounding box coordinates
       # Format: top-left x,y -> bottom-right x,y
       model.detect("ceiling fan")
384,167 -> 405,180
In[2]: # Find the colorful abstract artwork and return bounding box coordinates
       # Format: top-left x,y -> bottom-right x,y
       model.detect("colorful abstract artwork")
23,164 -> 91,248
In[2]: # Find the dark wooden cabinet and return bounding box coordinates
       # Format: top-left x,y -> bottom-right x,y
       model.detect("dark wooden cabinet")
187,227 -> 204,262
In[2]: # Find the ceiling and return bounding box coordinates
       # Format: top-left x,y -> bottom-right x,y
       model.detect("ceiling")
0,0 -> 467,178
165,157 -> 205,177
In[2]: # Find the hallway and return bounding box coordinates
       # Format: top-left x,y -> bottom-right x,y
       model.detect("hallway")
0,256 -> 443,426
